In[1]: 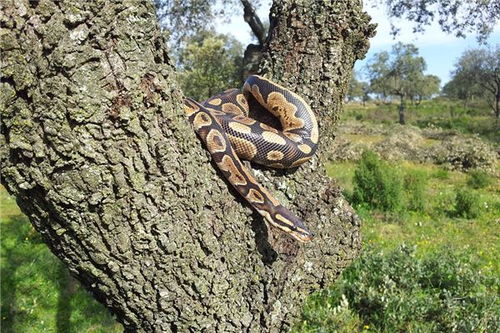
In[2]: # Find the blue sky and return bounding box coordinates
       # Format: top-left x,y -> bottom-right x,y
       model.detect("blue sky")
217,2 -> 500,86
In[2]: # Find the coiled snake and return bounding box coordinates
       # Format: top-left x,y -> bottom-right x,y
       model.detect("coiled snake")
184,75 -> 318,242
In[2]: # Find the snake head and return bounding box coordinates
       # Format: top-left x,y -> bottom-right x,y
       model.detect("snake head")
287,227 -> 314,243
261,207 -> 314,243
286,219 -> 314,243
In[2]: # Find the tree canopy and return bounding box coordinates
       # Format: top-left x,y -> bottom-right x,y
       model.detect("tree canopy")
364,43 -> 440,123
366,43 -> 427,101
444,45 -> 500,118
155,0 -> 500,47
375,0 -> 500,43
154,0 -> 266,46
174,31 -> 244,101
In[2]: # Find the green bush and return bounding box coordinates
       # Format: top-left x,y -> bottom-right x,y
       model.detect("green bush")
352,151 -> 403,212
297,245 -> 499,332
404,170 -> 427,212
433,168 -> 449,180
466,170 -> 492,189
354,112 -> 363,121
454,188 -> 481,218
294,294 -> 362,333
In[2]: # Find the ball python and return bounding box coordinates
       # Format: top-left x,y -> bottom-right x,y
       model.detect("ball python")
183,75 -> 318,242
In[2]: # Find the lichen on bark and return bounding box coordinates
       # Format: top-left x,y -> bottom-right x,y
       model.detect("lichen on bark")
0,0 -> 375,332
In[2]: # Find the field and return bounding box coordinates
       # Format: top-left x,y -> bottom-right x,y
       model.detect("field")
0,188 -> 123,332
294,100 -> 499,332
1,99 -> 499,332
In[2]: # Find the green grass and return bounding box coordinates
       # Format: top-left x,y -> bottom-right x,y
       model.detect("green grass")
295,158 -> 500,332
326,160 -> 499,275
295,245 -> 499,332
311,99 -> 500,330
0,186 -> 122,333
343,99 -> 499,144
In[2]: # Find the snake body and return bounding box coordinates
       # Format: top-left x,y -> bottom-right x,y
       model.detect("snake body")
184,75 -> 318,242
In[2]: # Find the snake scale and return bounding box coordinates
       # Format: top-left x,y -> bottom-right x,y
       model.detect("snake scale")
184,75 -> 318,242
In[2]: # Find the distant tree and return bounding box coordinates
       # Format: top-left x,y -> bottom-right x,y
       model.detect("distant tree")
412,74 -> 440,105
175,31 -> 244,101
442,74 -> 482,107
155,0 -> 267,76
374,0 -> 500,43
347,70 -> 370,104
365,51 -> 391,101
445,46 -> 500,118
366,43 -> 427,124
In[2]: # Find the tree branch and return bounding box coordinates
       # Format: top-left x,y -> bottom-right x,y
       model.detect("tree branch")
241,0 -> 266,45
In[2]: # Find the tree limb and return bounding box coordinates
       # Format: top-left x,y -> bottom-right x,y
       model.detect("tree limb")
241,0 -> 266,45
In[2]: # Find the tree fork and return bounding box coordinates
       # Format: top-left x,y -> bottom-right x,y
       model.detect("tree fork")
0,0 -> 374,331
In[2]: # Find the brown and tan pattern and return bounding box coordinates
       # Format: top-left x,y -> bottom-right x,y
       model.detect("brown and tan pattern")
228,121 -> 252,134
184,75 -> 318,243
218,155 -> 247,186
266,150 -> 284,161
208,98 -> 222,106
193,112 -> 212,129
261,131 -> 287,145
233,115 -> 257,126
236,93 -> 249,113
298,144 -> 312,154
222,102 -> 245,115
206,129 -> 226,153
246,188 -> 266,204
259,122 -> 279,133
227,134 -> 258,160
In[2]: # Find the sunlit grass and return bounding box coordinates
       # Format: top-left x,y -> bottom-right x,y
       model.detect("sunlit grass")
0,186 -> 122,333
343,134 -> 385,145
326,160 -> 500,276
343,99 -> 499,143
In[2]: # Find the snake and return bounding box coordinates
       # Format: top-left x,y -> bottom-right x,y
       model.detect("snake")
183,75 -> 318,242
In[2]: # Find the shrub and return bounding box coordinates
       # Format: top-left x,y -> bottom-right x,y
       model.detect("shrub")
351,151 -> 403,212
454,188 -> 480,219
404,170 -> 427,212
297,245 -> 499,333
354,112 -> 363,121
433,168 -> 449,179
466,170 -> 492,189
430,135 -> 496,172
295,294 -> 362,333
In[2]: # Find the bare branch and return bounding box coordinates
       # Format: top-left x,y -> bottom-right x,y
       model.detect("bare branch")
241,0 -> 266,45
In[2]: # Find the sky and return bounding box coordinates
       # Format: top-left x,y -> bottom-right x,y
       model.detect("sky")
216,2 -> 500,86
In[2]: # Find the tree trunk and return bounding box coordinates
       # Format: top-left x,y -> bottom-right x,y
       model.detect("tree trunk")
261,0 -> 374,153
0,0 -> 374,332
495,91 -> 499,119
398,95 -> 406,124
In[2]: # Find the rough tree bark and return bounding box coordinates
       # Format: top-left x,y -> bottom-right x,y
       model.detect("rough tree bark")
0,0 -> 374,332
